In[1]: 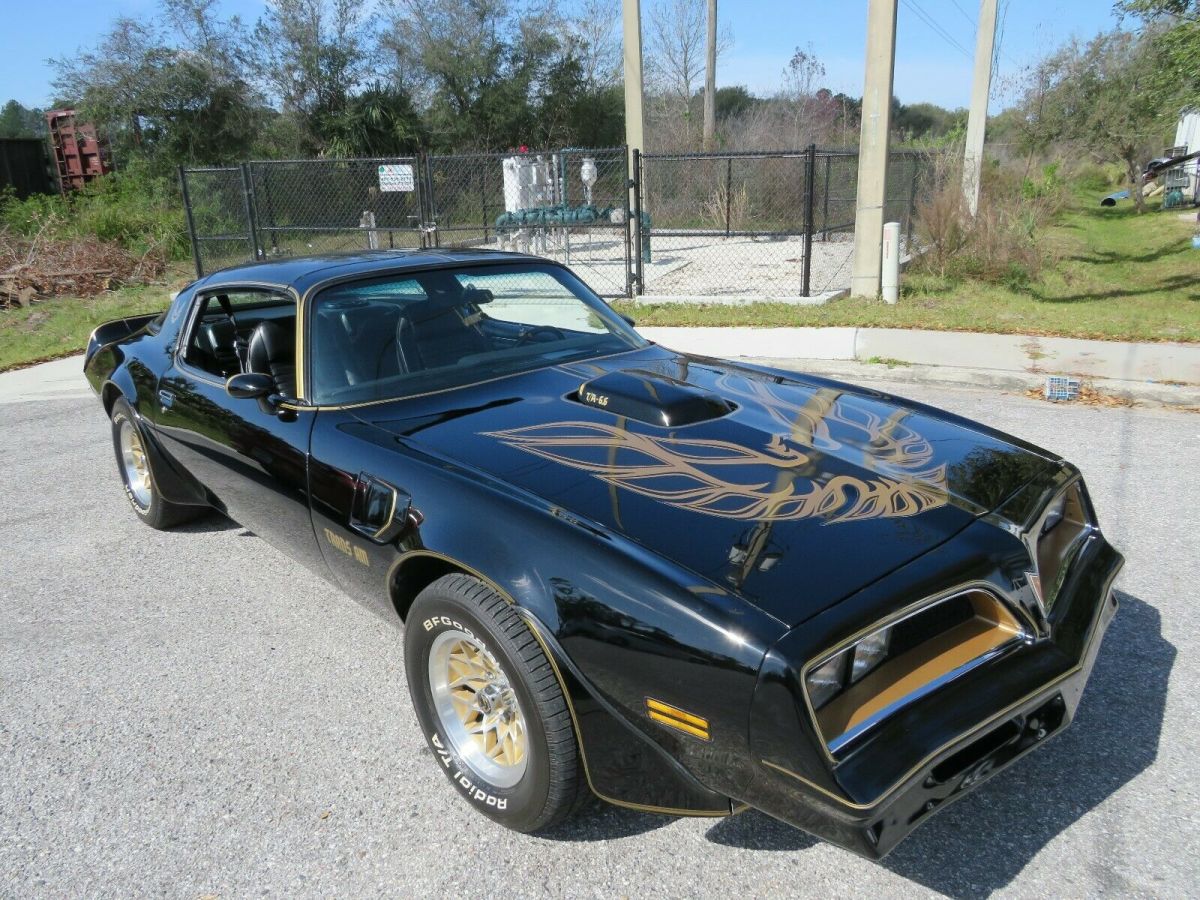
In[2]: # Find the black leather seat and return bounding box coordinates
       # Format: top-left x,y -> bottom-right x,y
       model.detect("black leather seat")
396,305 -> 489,372
246,318 -> 296,397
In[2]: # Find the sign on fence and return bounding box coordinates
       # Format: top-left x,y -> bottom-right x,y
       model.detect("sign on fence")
378,164 -> 415,192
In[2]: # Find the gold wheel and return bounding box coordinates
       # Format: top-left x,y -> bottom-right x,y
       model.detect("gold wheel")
428,629 -> 528,788
118,418 -> 153,509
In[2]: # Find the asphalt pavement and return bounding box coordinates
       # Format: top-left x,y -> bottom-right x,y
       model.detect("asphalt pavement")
1,377 -> 1196,898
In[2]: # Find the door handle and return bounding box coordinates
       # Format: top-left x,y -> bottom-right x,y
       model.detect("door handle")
158,389 -> 175,409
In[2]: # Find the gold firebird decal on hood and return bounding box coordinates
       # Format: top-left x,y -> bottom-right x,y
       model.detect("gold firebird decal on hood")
485,384 -> 949,524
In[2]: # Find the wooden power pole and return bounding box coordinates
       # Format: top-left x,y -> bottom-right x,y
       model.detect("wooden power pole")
962,0 -> 999,217
850,0 -> 898,299
703,0 -> 717,151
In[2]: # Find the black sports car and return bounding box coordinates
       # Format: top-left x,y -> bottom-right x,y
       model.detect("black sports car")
84,250 -> 1122,858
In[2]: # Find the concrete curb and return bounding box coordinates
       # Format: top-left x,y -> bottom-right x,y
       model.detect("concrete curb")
638,326 -> 1200,387
753,358 -> 1200,409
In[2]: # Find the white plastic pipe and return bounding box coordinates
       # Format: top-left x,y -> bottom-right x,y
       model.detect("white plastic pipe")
882,220 -> 900,304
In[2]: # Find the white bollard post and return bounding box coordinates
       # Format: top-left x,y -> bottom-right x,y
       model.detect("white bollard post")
882,220 -> 900,304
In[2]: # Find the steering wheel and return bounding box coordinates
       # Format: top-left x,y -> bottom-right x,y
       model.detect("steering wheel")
517,325 -> 566,345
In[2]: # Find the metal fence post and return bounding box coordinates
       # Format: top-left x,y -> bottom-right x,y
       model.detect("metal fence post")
906,155 -> 920,247
802,144 -> 816,297
239,163 -> 261,263
821,154 -> 832,242
178,166 -> 203,278
724,157 -> 733,238
631,147 -> 644,296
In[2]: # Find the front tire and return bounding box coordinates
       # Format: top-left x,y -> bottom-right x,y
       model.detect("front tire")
110,399 -> 198,530
405,574 -> 585,832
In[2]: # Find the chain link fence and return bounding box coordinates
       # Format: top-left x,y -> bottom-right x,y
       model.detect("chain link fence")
182,146 -> 929,299
250,158 -> 424,258
634,147 -> 926,298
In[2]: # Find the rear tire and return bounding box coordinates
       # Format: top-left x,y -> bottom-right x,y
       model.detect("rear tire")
405,574 -> 585,832
110,398 -> 199,530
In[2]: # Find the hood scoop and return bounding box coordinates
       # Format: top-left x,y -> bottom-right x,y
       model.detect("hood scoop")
574,369 -> 735,427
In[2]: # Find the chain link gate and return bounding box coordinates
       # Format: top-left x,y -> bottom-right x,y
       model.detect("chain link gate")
179,165 -> 257,277
632,146 -> 927,298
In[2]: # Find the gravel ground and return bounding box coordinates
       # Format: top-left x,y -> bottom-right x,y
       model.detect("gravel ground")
0,381 -> 1196,898
492,232 -> 858,298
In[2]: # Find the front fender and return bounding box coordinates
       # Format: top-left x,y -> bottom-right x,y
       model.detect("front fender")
390,457 -> 788,812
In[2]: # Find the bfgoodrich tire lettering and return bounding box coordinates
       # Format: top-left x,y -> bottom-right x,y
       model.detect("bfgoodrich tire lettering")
405,574 -> 584,832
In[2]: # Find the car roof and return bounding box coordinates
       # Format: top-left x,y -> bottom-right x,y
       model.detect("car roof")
196,248 -> 550,295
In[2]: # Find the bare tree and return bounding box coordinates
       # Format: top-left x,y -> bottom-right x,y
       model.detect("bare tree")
778,46 -> 838,147
561,0 -> 622,89
645,0 -> 730,112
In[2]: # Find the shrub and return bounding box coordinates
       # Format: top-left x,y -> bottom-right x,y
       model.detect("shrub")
1071,162 -> 1121,192
910,150 -> 1061,286
0,164 -> 189,262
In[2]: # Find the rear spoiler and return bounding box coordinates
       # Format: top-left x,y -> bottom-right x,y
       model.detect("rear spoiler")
84,313 -> 161,370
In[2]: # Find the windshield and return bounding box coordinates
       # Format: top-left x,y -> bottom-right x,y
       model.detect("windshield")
308,262 -> 646,405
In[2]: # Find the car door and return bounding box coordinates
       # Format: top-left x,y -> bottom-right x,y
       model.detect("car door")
152,284 -> 326,573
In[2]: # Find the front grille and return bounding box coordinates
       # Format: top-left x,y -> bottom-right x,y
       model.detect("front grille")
888,593 -> 974,658
815,589 -> 1030,754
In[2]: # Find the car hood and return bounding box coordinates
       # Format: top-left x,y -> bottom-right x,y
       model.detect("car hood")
354,346 -> 1057,626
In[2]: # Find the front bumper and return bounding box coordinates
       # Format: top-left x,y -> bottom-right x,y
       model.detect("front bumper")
739,535 -> 1123,859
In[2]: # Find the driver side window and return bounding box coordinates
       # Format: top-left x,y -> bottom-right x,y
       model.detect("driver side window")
183,289 -> 296,396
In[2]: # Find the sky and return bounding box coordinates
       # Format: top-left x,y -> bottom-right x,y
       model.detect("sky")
0,0 -> 1124,113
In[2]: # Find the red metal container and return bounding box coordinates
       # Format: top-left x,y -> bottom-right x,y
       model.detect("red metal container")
46,108 -> 111,193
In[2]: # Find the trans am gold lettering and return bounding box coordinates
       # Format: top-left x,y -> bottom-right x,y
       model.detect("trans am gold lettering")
485,384 -> 949,525
323,527 -> 370,566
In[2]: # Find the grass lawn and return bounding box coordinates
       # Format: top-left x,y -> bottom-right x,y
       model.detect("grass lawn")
0,273 -> 188,372
615,195 -> 1200,342
1,195 -> 1196,373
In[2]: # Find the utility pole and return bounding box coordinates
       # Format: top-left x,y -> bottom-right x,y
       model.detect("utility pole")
850,0 -> 898,299
703,0 -> 717,152
622,0 -> 646,168
962,0 -> 998,217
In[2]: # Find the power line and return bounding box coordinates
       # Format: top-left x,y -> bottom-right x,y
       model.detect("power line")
900,0 -> 973,60
947,0 -> 977,31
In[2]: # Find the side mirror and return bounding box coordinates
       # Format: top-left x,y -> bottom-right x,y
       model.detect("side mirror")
226,372 -> 274,399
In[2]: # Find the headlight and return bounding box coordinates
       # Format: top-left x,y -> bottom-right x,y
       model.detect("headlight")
850,627 -> 891,682
1033,482 -> 1095,613
807,626 -> 893,712
807,651 -> 850,709
804,588 -> 1031,753
1040,494 -> 1067,534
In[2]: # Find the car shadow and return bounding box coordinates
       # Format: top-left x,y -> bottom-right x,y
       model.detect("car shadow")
878,590 -> 1172,897
706,809 -> 819,851
173,511 -> 243,534
536,799 -> 676,841
699,591 -> 1172,896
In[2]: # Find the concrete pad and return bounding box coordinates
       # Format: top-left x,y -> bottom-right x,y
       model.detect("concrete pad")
0,355 -> 90,405
634,289 -> 846,306
638,326 -> 859,361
